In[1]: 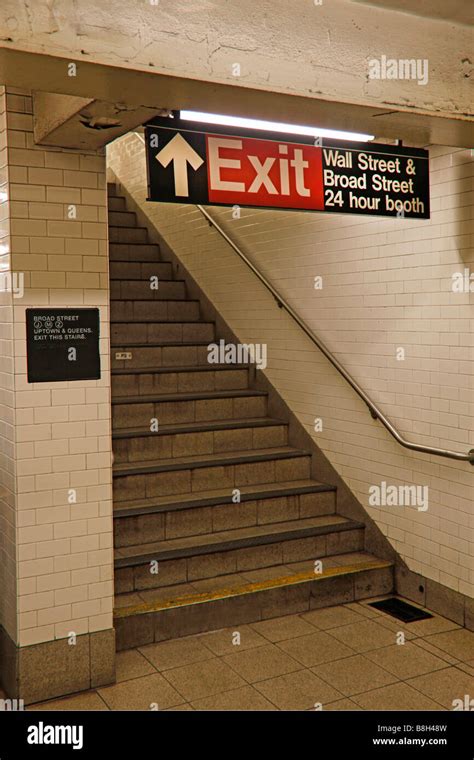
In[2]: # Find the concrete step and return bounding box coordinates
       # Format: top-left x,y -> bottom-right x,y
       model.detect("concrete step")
108,210 -> 137,227
110,299 -> 200,322
112,389 -> 268,429
112,417 -> 287,464
112,446 -> 311,502
114,553 -> 394,650
115,514 -> 363,573
114,477 -> 335,547
108,196 -> 127,211
109,243 -> 160,262
109,261 -> 173,280
110,279 -> 187,301
109,226 -> 148,244
110,321 -> 215,347
107,182 -> 119,196
111,364 -> 248,397
111,344 -> 212,370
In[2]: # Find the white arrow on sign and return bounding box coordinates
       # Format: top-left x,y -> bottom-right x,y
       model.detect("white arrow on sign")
155,133 -> 204,197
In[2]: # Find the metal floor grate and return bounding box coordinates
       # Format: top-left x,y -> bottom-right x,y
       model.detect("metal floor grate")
369,597 -> 433,622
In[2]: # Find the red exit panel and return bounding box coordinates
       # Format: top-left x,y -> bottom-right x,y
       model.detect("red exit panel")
206,134 -> 325,210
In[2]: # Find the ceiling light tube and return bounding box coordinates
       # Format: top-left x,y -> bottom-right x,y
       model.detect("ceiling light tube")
180,110 -> 374,142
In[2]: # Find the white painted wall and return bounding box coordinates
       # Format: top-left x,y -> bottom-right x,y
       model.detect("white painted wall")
109,132 -> 474,599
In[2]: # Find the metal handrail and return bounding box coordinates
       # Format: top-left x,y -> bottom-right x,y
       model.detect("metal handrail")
133,130 -> 474,464
196,205 -> 474,465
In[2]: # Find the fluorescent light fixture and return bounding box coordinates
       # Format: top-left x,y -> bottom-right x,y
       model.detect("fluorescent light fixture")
180,110 -> 374,142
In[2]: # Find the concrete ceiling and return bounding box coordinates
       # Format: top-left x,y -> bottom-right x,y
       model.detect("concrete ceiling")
353,0 -> 474,26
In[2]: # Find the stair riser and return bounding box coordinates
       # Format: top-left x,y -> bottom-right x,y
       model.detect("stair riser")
108,211 -> 137,227
113,453 -> 310,501
111,345 -> 211,370
114,490 -> 335,547
111,322 -> 215,347
111,300 -> 200,322
112,367 -> 248,398
108,196 -> 126,211
109,243 -> 160,262
109,227 -> 148,244
115,528 -> 363,592
112,394 -> 267,429
114,564 -> 392,650
113,423 -> 287,464
111,280 -> 186,301
110,262 -> 173,280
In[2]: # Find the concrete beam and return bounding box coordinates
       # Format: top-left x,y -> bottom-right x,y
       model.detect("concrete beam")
0,46 -> 471,149
33,91 -> 168,150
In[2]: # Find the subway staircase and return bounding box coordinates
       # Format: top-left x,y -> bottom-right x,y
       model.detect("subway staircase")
108,183 -> 394,650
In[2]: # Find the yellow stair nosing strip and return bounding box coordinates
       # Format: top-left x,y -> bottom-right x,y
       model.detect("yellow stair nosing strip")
114,559 -> 393,619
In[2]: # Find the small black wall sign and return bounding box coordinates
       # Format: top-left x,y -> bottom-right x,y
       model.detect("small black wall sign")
26,308 -> 101,383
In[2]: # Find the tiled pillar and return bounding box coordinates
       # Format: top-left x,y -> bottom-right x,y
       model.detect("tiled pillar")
0,87 -> 115,704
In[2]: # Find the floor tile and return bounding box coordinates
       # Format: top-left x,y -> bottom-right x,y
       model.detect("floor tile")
249,614 -> 315,642
456,661 -> 474,677
223,643 -> 301,683
366,642 -> 449,680
163,658 -> 246,701
344,602 -> 382,619
369,615 -> 417,640
191,685 -> 275,710
254,668 -> 341,710
324,698 -> 362,711
198,624 -> 267,655
414,637 -> 459,665
352,682 -> 445,711
329,619 -> 397,653
98,673 -> 183,710
277,631 -> 354,667
407,667 -> 474,709
396,614 -> 460,638
115,649 -> 156,683
424,629 -> 474,662
138,636 -> 214,671
29,692 -> 109,711
312,654 -> 398,696
301,605 -> 365,630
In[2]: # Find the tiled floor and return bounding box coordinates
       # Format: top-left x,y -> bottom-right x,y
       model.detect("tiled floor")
20,597 -> 474,711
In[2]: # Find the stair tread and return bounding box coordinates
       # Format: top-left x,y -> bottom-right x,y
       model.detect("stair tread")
113,445 -> 309,477
114,551 -> 391,615
111,340 -> 211,347
115,514 -> 363,565
112,388 -> 266,404
112,416 -> 286,438
110,297 -> 187,302
111,362 -> 245,376
114,478 -> 335,516
109,225 -> 148,232
110,277 -> 184,283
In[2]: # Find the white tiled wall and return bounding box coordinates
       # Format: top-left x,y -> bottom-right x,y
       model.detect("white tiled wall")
0,85 -> 17,644
108,133 -> 474,599
1,88 -> 114,648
